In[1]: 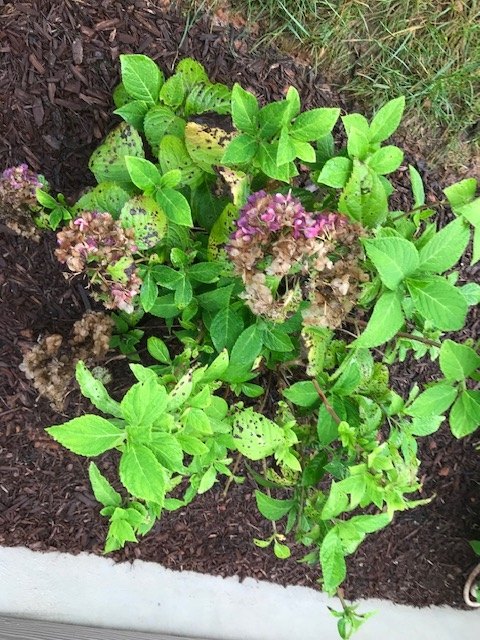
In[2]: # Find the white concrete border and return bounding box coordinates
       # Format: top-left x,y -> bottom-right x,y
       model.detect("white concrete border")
0,546 -> 479,640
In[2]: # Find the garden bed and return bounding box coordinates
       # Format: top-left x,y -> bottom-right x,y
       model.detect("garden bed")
0,0 -> 479,613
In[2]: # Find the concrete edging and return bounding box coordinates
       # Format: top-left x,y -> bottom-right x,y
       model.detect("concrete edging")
0,546 -> 478,639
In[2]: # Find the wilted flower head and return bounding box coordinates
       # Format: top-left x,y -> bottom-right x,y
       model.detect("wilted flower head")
0,164 -> 44,240
0,164 -> 43,208
227,190 -> 366,328
56,211 -> 142,313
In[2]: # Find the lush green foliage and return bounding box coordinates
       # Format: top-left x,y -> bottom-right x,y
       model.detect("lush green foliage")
38,54 -> 480,637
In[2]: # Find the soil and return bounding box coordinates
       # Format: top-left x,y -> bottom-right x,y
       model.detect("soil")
1,0 -> 479,610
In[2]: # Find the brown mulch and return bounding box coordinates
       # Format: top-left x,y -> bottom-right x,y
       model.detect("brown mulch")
1,0 -> 480,610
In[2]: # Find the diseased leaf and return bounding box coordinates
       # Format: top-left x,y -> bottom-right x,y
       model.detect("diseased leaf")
233,408 -> 284,460
120,195 -> 167,249
89,123 -> 144,185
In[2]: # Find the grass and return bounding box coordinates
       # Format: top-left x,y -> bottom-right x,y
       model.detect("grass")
195,0 -> 480,170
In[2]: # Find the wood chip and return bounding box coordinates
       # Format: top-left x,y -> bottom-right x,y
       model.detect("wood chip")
72,38 -> 83,65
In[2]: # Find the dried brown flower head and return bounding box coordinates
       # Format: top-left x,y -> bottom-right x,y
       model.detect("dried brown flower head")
20,312 -> 114,410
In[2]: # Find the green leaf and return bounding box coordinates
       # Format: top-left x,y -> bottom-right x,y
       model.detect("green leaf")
369,96 -> 405,143
36,189 -> 58,209
291,108 -> 340,142
75,361 -> 123,418
233,408 -> 284,460
439,339 -> 480,381
46,416 -> 125,456
150,265 -> 183,289
197,466 -> 217,494
231,83 -> 259,134
222,134 -> 258,164
121,379 -> 167,426
418,217 -> 470,273
197,283 -> 235,312
89,123 -> 144,185
174,275 -> 193,309
455,198 -> 480,227
473,227 -> 480,265
88,462 -> 122,508
283,381 -> 318,407
255,491 -> 295,521
144,106 -> 185,151
158,135 -> 204,187
184,82 -> 231,116
120,195 -> 167,249
409,165 -> 425,208
150,293 -> 180,319
409,415 -> 445,436
120,54 -> 163,105
367,146 -> 403,175
140,272 -> 158,312
125,156 -> 161,191
342,114 -> 369,160
460,282 -> 480,306
159,74 -> 186,108
187,262 -> 223,283
114,100 -> 149,131
176,434 -> 208,457
277,127 -> 297,165
363,237 -> 419,289
317,157 -> 352,188
405,382 -> 457,418
257,142 -> 297,182
444,178 -> 477,209
210,307 -> 244,352
273,541 -> 291,559
354,291 -> 404,348
156,188 -> 192,227
320,528 -> 347,593
119,443 -> 167,502
406,277 -> 467,331
225,325 -> 263,380
261,325 -> 294,352
470,540 -> 480,556
450,391 -> 480,438
113,82 -> 130,108
292,139 -> 316,163
105,516 -> 137,552
258,101 -> 290,139
150,432 -> 184,472
321,481 -> 349,520
147,336 -> 171,364
338,159 -> 388,227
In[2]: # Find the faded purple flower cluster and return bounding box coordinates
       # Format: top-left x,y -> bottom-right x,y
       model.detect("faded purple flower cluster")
227,191 -> 365,327
56,211 -> 142,314
0,164 -> 43,208
0,164 -> 45,240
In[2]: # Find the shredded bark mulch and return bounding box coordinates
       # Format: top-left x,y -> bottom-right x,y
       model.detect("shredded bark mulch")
1,0 -> 479,610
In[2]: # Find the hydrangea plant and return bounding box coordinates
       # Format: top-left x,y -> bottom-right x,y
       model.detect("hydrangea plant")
5,54 -> 479,639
